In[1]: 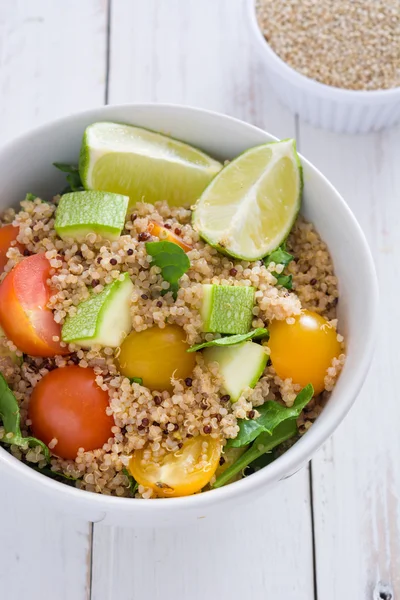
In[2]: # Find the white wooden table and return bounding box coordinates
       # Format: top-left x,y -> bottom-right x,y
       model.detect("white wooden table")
0,2 -> 398,599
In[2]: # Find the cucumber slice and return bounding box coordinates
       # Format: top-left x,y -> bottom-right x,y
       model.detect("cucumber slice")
0,327 -> 21,365
62,273 -> 133,348
201,284 -> 255,334
55,191 -> 129,241
203,341 -> 268,402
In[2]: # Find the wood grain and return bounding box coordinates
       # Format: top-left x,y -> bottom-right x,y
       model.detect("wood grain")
0,2 -> 108,598
299,124 -> 400,598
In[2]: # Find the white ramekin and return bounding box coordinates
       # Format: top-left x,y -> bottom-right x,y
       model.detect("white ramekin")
0,104 -> 378,527
247,0 -> 400,134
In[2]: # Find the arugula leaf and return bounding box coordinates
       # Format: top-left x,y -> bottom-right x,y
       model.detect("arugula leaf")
31,465 -> 79,486
53,162 -> 84,193
187,328 -> 269,352
275,274 -> 293,290
264,246 -> 294,289
145,241 -> 190,300
0,374 -> 50,460
25,193 -> 38,201
265,247 -> 293,268
123,467 -> 138,495
213,419 -> 297,488
228,383 -> 314,448
129,377 -> 143,385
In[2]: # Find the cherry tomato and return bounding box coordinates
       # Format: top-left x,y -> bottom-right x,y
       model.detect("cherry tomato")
268,309 -> 342,395
148,220 -> 192,252
117,325 -> 196,392
129,435 -> 221,497
29,366 -> 114,460
0,224 -> 24,273
0,254 -> 67,356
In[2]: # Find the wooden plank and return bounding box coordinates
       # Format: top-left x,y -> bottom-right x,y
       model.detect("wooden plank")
92,2 -> 315,599
92,471 -> 314,600
0,2 -> 108,598
299,124 -> 400,597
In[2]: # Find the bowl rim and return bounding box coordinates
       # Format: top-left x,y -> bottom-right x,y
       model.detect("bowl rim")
247,0 -> 400,101
0,102 -> 379,515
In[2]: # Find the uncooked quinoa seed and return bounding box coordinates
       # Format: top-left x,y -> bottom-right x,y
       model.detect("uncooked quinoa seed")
256,0 -> 400,91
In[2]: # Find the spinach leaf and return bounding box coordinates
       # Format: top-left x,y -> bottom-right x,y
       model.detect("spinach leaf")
0,374 -> 50,460
228,383 -> 314,448
187,328 -> 269,352
25,193 -> 38,201
213,419 -> 297,488
145,241 -> 190,300
123,467 -> 138,495
264,246 -> 294,289
129,377 -> 143,385
53,162 -> 84,193
31,465 -> 79,486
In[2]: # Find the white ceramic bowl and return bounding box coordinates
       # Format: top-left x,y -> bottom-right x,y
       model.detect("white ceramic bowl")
0,104 -> 378,527
247,0 -> 400,134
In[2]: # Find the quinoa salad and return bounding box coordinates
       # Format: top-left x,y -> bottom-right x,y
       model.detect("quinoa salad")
0,122 -> 345,498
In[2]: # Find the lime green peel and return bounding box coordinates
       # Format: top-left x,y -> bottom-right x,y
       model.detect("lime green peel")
192,139 -> 302,261
79,122 -> 222,209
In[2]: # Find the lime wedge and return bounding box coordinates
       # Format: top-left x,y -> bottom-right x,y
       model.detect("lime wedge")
192,139 -> 302,261
201,284 -> 255,334
79,122 -> 222,209
55,191 -> 129,241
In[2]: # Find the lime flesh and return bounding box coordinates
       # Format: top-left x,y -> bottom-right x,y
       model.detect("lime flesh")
79,122 -> 222,209
192,139 -> 302,261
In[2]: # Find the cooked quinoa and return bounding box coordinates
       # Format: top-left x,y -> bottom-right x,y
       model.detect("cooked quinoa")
0,197 -> 345,498
256,0 -> 400,91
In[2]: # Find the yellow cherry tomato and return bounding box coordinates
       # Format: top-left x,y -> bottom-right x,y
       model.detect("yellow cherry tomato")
117,324 -> 196,392
268,309 -> 342,395
129,435 -> 222,497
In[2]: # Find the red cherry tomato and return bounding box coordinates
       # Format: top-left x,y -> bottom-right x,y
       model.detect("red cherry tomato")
29,366 -> 114,460
0,254 -> 67,356
0,224 -> 24,273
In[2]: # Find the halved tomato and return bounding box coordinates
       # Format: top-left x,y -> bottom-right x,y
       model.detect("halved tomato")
0,254 -> 67,356
147,221 -> 192,252
0,224 -> 24,273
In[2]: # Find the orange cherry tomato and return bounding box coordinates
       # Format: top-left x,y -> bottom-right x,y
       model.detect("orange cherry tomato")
268,309 -> 342,395
0,254 -> 67,356
148,220 -> 192,252
129,435 -> 221,497
117,325 -> 196,392
0,224 -> 24,273
29,366 -> 114,460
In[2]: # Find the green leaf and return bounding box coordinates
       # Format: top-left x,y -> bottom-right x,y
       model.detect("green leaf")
145,241 -> 190,300
31,465 -> 79,486
0,374 -> 50,460
25,193 -> 38,201
123,467 -> 138,495
265,246 -> 294,289
187,328 -> 269,352
213,419 -> 297,488
275,274 -> 293,290
228,383 -> 314,448
129,377 -> 143,385
53,162 -> 84,193
265,247 -> 293,268
53,162 -> 79,174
